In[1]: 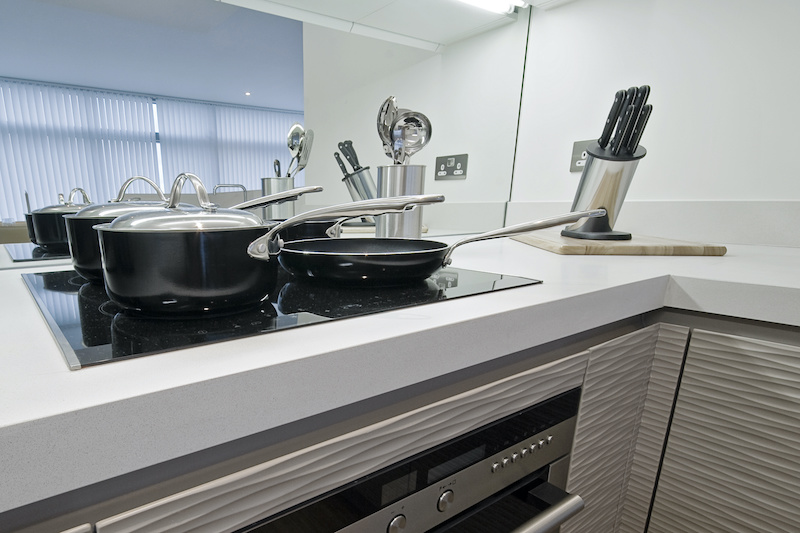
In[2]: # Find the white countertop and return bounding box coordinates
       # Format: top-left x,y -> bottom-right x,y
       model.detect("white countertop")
1,236 -> 798,513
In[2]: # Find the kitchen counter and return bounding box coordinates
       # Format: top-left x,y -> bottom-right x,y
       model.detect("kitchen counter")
1,237 -> 798,516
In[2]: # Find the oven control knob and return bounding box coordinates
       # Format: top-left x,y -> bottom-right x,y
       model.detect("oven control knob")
388,514 -> 407,533
437,490 -> 455,512
502,457 -> 511,468
511,452 -> 520,463
521,447 -> 529,458
491,462 -> 501,473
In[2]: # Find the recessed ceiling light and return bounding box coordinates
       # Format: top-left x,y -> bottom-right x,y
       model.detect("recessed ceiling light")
245,92 -> 251,96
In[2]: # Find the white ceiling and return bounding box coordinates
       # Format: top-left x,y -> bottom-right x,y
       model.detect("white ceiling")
219,0 -> 522,51
0,0 -> 304,110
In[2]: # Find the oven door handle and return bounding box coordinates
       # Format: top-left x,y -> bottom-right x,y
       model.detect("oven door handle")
510,483 -> 584,533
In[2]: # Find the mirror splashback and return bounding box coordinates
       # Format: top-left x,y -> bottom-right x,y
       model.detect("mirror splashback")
1,0 -> 530,233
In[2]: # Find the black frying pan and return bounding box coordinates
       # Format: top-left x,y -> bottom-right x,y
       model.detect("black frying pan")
248,197 -> 605,285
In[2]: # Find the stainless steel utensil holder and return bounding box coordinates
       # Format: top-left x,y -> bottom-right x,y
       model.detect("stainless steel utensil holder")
342,167 -> 377,202
376,165 -> 425,239
262,177 -> 295,220
562,142 -> 646,240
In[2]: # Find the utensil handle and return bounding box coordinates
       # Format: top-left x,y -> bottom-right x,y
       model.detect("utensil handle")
442,209 -> 606,266
167,172 -> 215,209
113,176 -> 167,202
230,186 -> 323,210
247,194 -> 446,259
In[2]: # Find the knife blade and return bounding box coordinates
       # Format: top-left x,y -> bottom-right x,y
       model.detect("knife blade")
334,151 -> 349,177
612,104 -> 637,156
598,89 -> 625,149
627,104 -> 653,153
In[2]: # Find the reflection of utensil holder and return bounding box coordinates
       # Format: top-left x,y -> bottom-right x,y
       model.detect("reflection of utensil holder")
261,177 -> 295,220
562,142 -> 646,240
376,165 -> 425,239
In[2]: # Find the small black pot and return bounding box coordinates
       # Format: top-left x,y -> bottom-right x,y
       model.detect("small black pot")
24,213 -> 37,244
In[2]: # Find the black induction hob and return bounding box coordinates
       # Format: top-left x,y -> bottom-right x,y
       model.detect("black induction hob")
23,268 -> 541,370
5,242 -> 70,262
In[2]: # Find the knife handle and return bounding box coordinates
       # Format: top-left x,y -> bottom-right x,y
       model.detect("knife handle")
612,104 -> 637,156
598,89 -> 625,149
628,104 -> 653,153
334,151 -> 350,176
609,87 -> 636,151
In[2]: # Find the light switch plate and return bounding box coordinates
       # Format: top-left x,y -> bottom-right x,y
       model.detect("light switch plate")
435,154 -> 468,180
570,140 -> 594,173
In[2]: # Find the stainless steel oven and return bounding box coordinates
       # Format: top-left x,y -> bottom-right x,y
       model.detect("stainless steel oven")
239,388 -> 583,533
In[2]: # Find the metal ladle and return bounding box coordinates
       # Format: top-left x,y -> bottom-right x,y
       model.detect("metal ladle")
285,123 -> 305,177
390,111 -> 432,165
377,96 -> 398,159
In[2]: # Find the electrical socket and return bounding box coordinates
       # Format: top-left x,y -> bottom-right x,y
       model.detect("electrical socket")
570,140 -> 595,173
435,154 -> 468,180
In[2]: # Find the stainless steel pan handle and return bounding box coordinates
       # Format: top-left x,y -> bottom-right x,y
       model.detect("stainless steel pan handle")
247,194 -> 446,259
167,172 -> 215,209
230,186 -> 323,211
67,187 -> 92,205
510,493 -> 584,533
112,176 -> 167,203
442,209 -> 606,266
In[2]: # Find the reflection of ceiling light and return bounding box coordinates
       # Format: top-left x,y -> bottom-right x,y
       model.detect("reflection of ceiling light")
454,0 -> 528,14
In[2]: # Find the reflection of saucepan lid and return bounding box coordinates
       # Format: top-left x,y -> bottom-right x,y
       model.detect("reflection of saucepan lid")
110,304 -> 279,358
277,279 -> 442,318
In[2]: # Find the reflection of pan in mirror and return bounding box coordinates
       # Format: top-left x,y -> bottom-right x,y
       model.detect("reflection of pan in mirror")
110,304 -> 279,358
77,282 -> 119,347
34,271 -> 85,293
277,279 -> 442,318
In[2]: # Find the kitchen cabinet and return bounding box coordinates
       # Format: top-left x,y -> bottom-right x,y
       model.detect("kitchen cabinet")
647,330 -> 800,533
563,324 -> 689,533
91,324 -> 690,533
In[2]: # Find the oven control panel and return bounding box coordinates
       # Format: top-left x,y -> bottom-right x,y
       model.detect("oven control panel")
338,416 -> 577,533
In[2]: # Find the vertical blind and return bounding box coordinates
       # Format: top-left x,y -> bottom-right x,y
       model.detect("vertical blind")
0,78 -> 303,221
0,78 -> 158,220
157,98 -> 303,191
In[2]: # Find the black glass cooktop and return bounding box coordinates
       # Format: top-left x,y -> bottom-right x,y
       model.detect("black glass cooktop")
23,268 -> 541,370
5,242 -> 70,262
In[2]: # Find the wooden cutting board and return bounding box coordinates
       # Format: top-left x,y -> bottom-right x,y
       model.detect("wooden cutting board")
512,228 -> 727,256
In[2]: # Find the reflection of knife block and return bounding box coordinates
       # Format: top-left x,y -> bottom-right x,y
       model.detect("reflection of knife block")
562,142 -> 646,240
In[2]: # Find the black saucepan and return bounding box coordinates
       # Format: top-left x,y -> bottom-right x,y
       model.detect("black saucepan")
248,203 -> 606,285
95,173 -> 322,318
31,188 -> 91,252
65,176 -> 170,283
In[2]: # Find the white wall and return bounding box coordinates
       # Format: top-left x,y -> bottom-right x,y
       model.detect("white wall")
302,14 -> 531,232
509,0 -> 800,245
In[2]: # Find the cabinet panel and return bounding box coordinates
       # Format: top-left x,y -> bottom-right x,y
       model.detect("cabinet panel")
95,353 -> 590,533
564,324 -> 689,533
649,330 -> 800,533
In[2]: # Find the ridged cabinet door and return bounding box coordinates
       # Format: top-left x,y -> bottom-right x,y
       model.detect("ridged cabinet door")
648,329 -> 800,533
563,324 -> 689,533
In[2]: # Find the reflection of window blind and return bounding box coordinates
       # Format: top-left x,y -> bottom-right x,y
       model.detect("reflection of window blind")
0,77 -> 304,222
0,78 -> 158,220
158,98 -> 304,191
